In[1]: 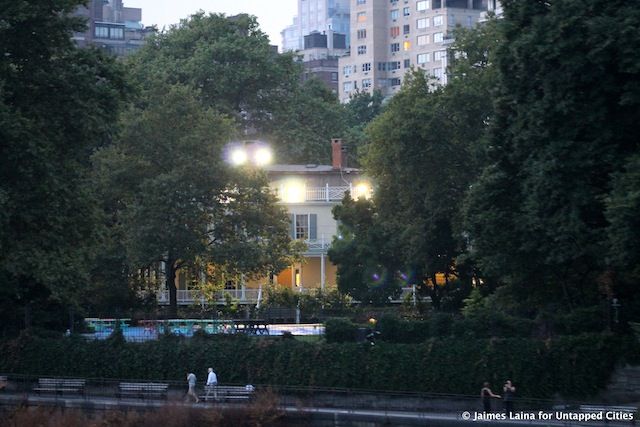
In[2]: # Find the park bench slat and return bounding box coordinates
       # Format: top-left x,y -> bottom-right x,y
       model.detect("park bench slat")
118,382 -> 169,399
200,385 -> 255,402
33,378 -> 85,395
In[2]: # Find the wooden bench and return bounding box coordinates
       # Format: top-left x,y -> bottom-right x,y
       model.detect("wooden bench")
117,382 -> 169,399
200,385 -> 255,402
33,378 -> 85,395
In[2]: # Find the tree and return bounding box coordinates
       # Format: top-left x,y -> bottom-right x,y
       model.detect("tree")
464,0 -> 640,313
342,90 -> 385,166
0,0 -> 127,332
328,195 -> 402,304
93,83 -> 295,315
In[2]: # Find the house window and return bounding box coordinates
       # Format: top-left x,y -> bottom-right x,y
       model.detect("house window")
343,81 -> 353,92
357,29 -> 367,39
390,26 -> 400,38
403,41 -> 411,51
357,45 -> 367,55
416,0 -> 430,11
362,62 -> 371,72
417,34 -> 429,45
434,50 -> 447,61
403,7 -> 410,16
362,78 -> 372,88
433,32 -> 444,43
417,18 -> 429,29
390,9 -> 399,20
390,43 -> 400,53
357,11 -> 367,22
417,52 -> 431,64
295,214 -> 309,239
403,24 -> 410,34
391,78 -> 401,86
343,65 -> 352,77
331,72 -> 338,82
404,58 -> 411,68
433,68 -> 443,79
94,26 -> 109,38
433,15 -> 444,26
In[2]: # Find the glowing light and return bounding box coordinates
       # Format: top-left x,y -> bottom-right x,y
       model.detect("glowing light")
281,180 -> 306,204
230,148 -> 248,166
352,182 -> 372,199
254,146 -> 272,166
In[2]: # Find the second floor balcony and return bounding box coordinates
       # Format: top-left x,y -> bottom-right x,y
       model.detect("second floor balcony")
273,183 -> 372,203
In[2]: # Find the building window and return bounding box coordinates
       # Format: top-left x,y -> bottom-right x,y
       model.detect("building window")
343,81 -> 353,92
433,15 -> 444,26
357,11 -> 367,22
434,32 -> 444,43
390,26 -> 400,38
416,0 -> 430,11
391,78 -> 401,86
295,214 -> 309,239
417,34 -> 429,45
377,62 -> 387,71
449,15 -> 456,26
404,58 -> 411,68
403,7 -> 410,16
390,43 -> 400,53
403,41 -> 411,51
357,0 -> 366,4
390,9 -> 399,20
417,52 -> 431,64
357,45 -> 367,55
434,50 -> 447,61
403,24 -> 410,34
433,68 -> 443,79
467,15 -> 473,27
417,18 -> 429,29
389,61 -> 401,70
362,62 -> 371,72
357,29 -> 367,39
331,72 -> 338,82
343,65 -> 352,77
362,78 -> 372,88
94,26 -> 109,38
110,27 -> 124,39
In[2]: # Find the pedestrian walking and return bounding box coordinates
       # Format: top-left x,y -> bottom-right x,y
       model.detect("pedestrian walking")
205,367 -> 218,400
185,372 -> 199,403
480,382 -> 501,412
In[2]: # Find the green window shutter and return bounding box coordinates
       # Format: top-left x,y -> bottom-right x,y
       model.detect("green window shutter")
310,214 -> 317,240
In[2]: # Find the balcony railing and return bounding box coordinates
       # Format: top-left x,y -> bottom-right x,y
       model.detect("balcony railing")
156,286 -> 417,306
273,184 -> 372,203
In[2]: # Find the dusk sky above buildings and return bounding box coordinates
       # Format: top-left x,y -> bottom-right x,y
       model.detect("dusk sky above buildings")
125,0 -> 297,50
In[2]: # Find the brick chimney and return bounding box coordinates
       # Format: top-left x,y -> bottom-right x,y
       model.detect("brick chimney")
331,138 -> 343,170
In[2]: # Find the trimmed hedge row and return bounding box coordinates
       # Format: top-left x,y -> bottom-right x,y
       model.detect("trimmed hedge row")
0,333 -> 636,398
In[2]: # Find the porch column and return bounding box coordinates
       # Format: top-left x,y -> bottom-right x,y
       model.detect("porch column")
321,253 -> 326,291
240,273 -> 246,301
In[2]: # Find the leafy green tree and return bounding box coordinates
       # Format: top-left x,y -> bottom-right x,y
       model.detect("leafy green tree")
93,84 -> 295,315
328,195 -> 402,304
342,90 -> 385,165
0,0 -> 127,332
465,0 -> 640,314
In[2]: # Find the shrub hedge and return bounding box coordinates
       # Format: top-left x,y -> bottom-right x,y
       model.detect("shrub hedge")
0,332 -> 637,398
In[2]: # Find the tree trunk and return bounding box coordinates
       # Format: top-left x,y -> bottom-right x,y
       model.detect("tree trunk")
167,255 -> 178,318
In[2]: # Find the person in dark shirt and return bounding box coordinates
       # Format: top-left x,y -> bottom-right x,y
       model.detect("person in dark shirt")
480,382 -> 501,412
503,380 -> 516,416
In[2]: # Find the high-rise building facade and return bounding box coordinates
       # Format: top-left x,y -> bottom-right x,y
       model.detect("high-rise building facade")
338,0 -> 487,103
281,0 -> 351,52
73,0 -> 154,56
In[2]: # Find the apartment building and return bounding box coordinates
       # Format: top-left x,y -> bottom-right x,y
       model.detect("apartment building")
72,0 -> 154,56
281,0 -> 351,52
338,0 -> 487,102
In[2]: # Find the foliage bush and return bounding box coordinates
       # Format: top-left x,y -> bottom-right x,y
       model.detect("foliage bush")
324,318 -> 359,343
0,333 -> 637,398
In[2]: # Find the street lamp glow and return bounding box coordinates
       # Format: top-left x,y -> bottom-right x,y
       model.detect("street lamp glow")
353,182 -> 372,199
230,148 -> 248,166
254,147 -> 273,166
281,180 -> 305,203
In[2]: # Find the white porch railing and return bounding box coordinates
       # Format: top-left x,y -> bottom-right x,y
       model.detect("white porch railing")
273,184 -> 372,203
156,286 -> 416,306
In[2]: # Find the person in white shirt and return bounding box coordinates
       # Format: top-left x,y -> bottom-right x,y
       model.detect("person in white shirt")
205,367 -> 218,400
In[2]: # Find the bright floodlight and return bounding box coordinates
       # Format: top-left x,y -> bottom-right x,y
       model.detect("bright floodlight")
230,148 -> 248,166
281,180 -> 305,204
353,182 -> 371,199
254,146 -> 273,166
